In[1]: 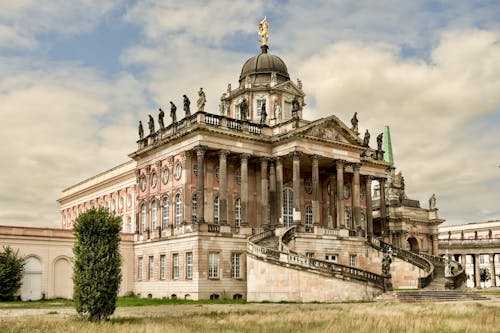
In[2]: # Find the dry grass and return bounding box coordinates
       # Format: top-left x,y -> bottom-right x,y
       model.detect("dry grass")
0,300 -> 499,333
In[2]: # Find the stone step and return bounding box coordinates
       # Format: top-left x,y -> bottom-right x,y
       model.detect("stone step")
395,290 -> 489,303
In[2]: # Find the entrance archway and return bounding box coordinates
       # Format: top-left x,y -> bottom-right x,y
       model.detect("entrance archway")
21,256 -> 42,301
54,257 -> 73,299
407,237 -> 420,253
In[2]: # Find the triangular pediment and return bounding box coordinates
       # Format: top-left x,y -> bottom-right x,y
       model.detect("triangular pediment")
296,116 -> 362,146
273,80 -> 305,96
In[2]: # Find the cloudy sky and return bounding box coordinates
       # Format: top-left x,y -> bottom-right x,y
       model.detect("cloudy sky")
1,0 -> 499,228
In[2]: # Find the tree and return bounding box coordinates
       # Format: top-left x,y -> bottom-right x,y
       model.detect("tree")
0,246 -> 25,301
479,267 -> 491,288
73,207 -> 122,321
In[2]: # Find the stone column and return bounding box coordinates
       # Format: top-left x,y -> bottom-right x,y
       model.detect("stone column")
180,153 -> 191,225
260,157 -> 269,227
336,160 -> 345,228
269,159 -> 277,226
276,157 -> 283,225
490,254 -> 497,287
379,178 -> 387,232
366,176 -> 373,235
329,172 -> 336,229
474,254 -> 481,288
240,154 -> 250,226
291,151 -> 302,226
352,163 -> 361,234
218,150 -> 229,225
311,155 -> 320,226
194,145 -> 206,224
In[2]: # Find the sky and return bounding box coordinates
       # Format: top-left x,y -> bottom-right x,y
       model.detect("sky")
1,0 -> 499,228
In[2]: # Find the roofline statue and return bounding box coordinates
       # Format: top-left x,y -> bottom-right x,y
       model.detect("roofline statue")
258,16 -> 269,47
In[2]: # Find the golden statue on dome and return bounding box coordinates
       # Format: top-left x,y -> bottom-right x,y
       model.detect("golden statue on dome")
258,16 -> 269,46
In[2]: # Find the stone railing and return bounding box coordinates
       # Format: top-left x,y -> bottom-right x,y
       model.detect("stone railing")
419,252 -> 466,289
248,228 -> 385,290
367,236 -> 434,288
207,224 -> 220,233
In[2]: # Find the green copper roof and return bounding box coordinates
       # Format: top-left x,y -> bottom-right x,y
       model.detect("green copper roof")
383,125 -> 394,164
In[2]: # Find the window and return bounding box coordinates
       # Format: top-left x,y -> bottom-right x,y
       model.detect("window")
234,198 -> 241,227
214,196 -> 220,224
256,98 -> 265,118
350,255 -> 357,267
283,188 -> 293,227
360,187 -> 365,201
210,294 -> 220,300
325,254 -> 338,263
192,193 -> 197,223
305,206 -> 313,230
480,255 -> 486,265
186,252 -> 193,279
344,207 -> 352,230
138,257 -> 143,280
151,200 -> 157,230
360,211 -> 366,230
304,179 -> 312,194
148,256 -> 154,280
235,169 -> 241,184
208,252 -> 219,278
160,255 -> 166,280
231,253 -> 241,278
172,253 -> 179,279
235,104 -> 241,120
162,197 -> 169,229
175,193 -> 182,226
141,203 -> 146,232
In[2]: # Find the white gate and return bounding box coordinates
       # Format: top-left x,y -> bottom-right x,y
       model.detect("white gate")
21,257 -> 42,301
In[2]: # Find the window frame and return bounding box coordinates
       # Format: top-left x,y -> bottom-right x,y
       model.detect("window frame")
172,253 -> 179,280
231,253 -> 241,279
208,252 -> 219,279
186,252 -> 193,279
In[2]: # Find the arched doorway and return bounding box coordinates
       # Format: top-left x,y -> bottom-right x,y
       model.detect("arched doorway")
54,257 -> 73,299
21,256 -> 42,301
407,237 -> 420,253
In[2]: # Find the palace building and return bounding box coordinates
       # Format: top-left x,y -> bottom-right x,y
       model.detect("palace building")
4,20 -> 479,302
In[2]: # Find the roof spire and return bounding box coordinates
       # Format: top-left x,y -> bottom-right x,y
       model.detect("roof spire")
258,16 -> 269,53
383,125 -> 394,164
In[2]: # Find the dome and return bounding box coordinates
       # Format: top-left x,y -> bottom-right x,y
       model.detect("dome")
239,48 -> 290,81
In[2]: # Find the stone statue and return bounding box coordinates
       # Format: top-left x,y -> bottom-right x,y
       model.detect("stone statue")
351,112 -> 359,133
197,88 -> 206,111
444,250 -> 452,277
148,114 -> 155,134
138,121 -> 144,139
461,230 -> 464,240
258,16 -> 268,46
363,129 -> 370,147
429,193 -> 436,210
381,247 -> 393,276
240,98 -> 249,121
227,83 -> 231,95
270,72 -> 277,86
183,95 -> 191,117
274,100 -> 281,122
158,108 -> 165,129
245,75 -> 251,88
297,78 -> 302,89
170,101 -> 177,124
377,132 -> 383,151
292,96 -> 300,116
260,100 -> 267,125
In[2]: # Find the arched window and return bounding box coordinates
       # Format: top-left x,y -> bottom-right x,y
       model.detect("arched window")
151,200 -> 157,230
141,203 -> 146,232
283,188 -> 293,227
192,193 -> 197,224
214,196 -> 220,225
175,193 -> 182,226
162,197 -> 169,229
234,198 -> 241,227
344,207 -> 352,230
305,205 -> 313,231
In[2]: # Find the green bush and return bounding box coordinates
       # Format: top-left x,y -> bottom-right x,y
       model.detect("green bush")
73,207 -> 122,321
0,245 -> 25,301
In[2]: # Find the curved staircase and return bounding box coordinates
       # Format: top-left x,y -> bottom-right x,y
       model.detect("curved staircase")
247,227 -> 387,291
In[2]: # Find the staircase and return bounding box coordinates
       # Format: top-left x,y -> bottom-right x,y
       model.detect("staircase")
395,290 -> 489,303
424,263 -> 447,290
257,236 -> 279,249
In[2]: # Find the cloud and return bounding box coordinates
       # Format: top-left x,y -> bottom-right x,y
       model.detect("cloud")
297,29 -> 500,224
0,0 -> 119,50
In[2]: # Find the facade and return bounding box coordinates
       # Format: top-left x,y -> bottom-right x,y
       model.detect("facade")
6,22 -> 494,302
439,220 -> 500,288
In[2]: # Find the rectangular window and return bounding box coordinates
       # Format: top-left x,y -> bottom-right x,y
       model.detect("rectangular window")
256,99 -> 265,118
160,255 -> 166,280
186,252 -> 193,279
231,253 -> 241,278
173,253 -> 179,279
148,256 -> 154,280
350,255 -> 357,267
325,254 -> 338,263
138,257 -> 143,280
208,252 -> 219,279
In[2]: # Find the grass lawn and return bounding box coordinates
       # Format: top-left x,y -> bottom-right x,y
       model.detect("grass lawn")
0,297 -> 499,333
